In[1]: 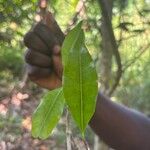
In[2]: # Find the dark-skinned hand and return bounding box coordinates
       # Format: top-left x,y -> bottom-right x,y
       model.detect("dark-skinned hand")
24,12 -> 64,90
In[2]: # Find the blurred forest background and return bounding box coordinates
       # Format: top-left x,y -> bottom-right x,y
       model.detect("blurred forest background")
0,0 -> 150,149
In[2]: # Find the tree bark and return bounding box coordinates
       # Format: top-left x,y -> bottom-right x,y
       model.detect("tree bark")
100,0 -> 113,95
98,0 -> 122,96
96,0 -> 113,150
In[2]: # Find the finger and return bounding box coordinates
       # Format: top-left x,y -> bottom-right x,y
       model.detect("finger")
44,11 -> 65,45
32,73 -> 62,90
52,55 -> 63,79
26,64 -> 52,80
33,23 -> 58,50
25,49 -> 52,68
24,31 -> 50,55
26,64 -> 62,90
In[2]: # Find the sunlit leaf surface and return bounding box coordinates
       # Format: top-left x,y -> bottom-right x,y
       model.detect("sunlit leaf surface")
32,88 -> 64,139
62,22 -> 98,135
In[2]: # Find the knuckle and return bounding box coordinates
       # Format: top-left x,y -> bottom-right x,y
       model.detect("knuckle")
26,65 -> 39,80
25,49 -> 52,67
24,50 -> 32,64
28,73 -> 37,81
34,22 -> 58,48
24,32 -> 34,47
26,64 -> 52,79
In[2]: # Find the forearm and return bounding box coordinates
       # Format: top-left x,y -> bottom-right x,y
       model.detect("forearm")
90,92 -> 150,150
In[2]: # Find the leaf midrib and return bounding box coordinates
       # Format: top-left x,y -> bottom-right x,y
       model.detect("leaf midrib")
64,27 -> 82,66
38,89 -> 62,137
70,29 -> 84,131
79,46 -> 84,131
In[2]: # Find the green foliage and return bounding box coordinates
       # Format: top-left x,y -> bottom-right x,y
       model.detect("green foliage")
0,0 -> 37,82
62,22 -> 98,135
69,0 -> 79,8
116,59 -> 150,114
0,44 -> 23,76
32,88 -> 64,139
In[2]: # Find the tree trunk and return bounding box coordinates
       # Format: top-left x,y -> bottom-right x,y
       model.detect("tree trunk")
100,0 -> 113,95
94,0 -> 113,150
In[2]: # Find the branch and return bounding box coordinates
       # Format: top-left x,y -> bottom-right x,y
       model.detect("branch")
123,44 -> 150,72
65,0 -> 85,33
98,0 -> 122,96
66,110 -> 72,150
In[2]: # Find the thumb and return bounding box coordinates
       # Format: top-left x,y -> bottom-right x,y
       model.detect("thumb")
52,55 -> 63,80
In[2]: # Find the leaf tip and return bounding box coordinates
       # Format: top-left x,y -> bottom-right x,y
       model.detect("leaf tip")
77,20 -> 83,28
31,131 -> 48,140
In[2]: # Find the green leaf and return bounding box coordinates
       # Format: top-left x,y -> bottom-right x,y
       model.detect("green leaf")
65,0 -> 79,9
32,88 -> 64,139
70,0 -> 79,8
62,21 -> 83,67
62,22 -> 98,135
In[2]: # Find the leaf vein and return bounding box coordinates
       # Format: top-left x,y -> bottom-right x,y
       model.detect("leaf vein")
38,89 -> 63,137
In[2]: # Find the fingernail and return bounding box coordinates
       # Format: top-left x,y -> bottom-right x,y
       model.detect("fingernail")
53,45 -> 61,55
